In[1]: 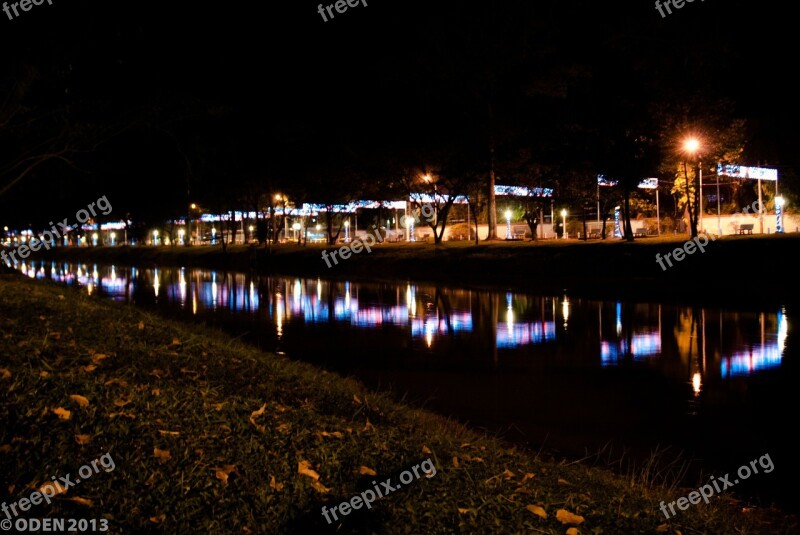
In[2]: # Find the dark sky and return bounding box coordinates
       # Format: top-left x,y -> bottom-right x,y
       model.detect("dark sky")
0,0 -> 797,227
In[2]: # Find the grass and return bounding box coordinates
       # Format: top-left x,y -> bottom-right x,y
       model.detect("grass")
0,273 -> 797,533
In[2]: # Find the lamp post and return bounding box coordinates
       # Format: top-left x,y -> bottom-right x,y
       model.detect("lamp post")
179,229 -> 185,246
153,230 -> 159,246
561,209 -> 568,239
344,220 -> 350,242
776,196 -> 786,233
684,138 -> 702,233
110,232 -> 116,246
505,210 -> 512,239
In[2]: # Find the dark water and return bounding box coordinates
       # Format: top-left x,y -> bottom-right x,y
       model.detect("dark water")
17,260 -> 799,511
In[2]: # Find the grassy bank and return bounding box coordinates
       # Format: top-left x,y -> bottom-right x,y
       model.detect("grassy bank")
26,233 -> 800,306
0,273 -> 796,533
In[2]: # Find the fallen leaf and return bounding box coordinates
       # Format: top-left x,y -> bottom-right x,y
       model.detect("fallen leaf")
91,354 -> 108,365
353,394 -> 362,405
113,397 -> 132,407
452,456 -> 460,468
215,465 -> 236,485
82,365 -> 97,373
422,445 -> 432,454
526,505 -> 547,519
64,497 -> 93,507
39,370 -> 50,378
69,395 -> 90,408
359,466 -> 377,476
503,468 -> 516,479
318,431 -> 344,439
566,529 -> 579,535
457,508 -> 474,514
521,472 -> 535,482
558,478 -> 571,485
171,338 -> 181,346
298,460 -> 320,480
656,524 -> 669,533
52,407 -> 71,420
138,321 -> 145,331
154,448 -> 171,462
104,378 -> 128,387
75,434 -> 92,445
151,389 -> 161,396
364,419 -> 374,431
38,481 -> 67,497
49,332 -> 62,340
310,480 -> 331,493
556,509 -> 585,525
0,368 -> 11,379
149,514 -> 165,524
269,475 -> 284,491
58,295 -> 65,300
158,430 -> 179,436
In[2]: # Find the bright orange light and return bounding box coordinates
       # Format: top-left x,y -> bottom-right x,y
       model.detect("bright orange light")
422,174 -> 432,182
684,138 -> 700,154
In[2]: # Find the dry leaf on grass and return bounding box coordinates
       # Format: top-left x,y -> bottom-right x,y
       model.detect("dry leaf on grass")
52,407 -> 71,420
154,448 -> 171,462
359,466 -> 377,476
566,529 -> 579,535
82,365 -> 97,373
556,509 -> 585,525
149,514 -> 165,524
318,431 -> 344,439
269,475 -> 284,491
138,321 -> 145,331
75,434 -> 92,445
526,505 -> 547,519
310,480 -> 331,493
215,465 -> 236,485
69,395 -> 90,408
39,481 -> 67,497
422,445 -> 432,454
655,525 -> 669,533
64,497 -> 93,507
0,368 -> 11,379
298,460 -> 320,480
457,508 -> 475,514
452,456 -> 460,468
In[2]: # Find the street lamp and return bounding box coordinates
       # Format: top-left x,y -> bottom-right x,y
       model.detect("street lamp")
776,196 -> 786,233
92,232 -> 98,246
211,227 -> 217,245
504,210 -> 512,239
292,221 -> 302,243
179,229 -> 185,245
561,209 -> 568,239
404,215 -> 416,242
110,232 -> 116,246
684,138 -> 703,232
153,230 -> 159,246
344,219 -> 350,242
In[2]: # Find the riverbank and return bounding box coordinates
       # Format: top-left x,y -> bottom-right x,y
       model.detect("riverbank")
0,273 -> 796,533
25,233 -> 800,307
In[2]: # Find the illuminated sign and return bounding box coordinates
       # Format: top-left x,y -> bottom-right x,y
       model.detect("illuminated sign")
717,164 -> 777,181
598,175 -> 618,187
638,178 -> 658,190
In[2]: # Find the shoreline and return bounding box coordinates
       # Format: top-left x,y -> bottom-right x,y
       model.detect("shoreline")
21,233 -> 800,308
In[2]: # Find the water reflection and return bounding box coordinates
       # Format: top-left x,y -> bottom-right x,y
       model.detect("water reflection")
19,260 -> 788,386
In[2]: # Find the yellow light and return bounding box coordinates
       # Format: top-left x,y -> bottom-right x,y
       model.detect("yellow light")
423,173 -> 432,182
153,230 -> 159,237
692,372 -> 702,396
111,232 -> 116,239
560,209 -> 567,217
249,226 -> 254,232
275,194 -> 282,201
684,138 -> 700,153
505,210 -> 512,220
344,220 -> 350,227
92,233 -> 98,240
190,203 -> 197,210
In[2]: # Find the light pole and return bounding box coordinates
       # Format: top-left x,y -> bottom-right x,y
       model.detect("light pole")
292,222 -> 302,243
684,138 -> 702,233
344,220 -> 350,242
110,232 -> 116,246
505,210 -> 512,239
561,209 -> 568,239
153,230 -> 159,246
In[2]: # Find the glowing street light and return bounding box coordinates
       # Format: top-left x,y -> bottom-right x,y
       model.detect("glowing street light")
776,196 -> 786,233
211,227 -> 217,245
683,137 -> 703,232
404,215 -> 416,242
153,230 -> 159,246
504,209 -> 512,239
344,219 -> 350,242
292,221 -> 302,243
110,232 -> 116,246
179,229 -> 186,245
92,232 -> 98,246
561,209 -> 568,239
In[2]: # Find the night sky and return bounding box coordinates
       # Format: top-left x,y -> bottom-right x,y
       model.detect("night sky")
0,0 -> 796,227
